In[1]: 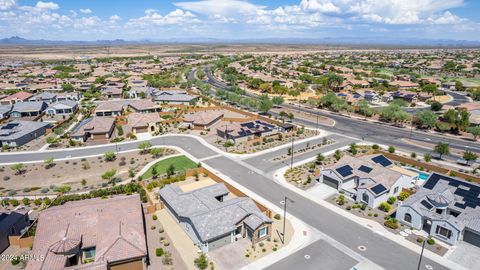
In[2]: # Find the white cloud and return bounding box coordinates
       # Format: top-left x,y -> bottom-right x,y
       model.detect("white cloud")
0,0 -> 16,11
35,1 -> 59,10
128,8 -> 197,26
300,0 -> 340,13
109,14 -> 121,22
79,8 -> 91,14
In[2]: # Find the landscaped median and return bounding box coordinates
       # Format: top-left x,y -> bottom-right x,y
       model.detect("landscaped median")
141,155 -> 199,179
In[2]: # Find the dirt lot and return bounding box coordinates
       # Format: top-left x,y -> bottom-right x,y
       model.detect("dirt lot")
0,148 -> 176,196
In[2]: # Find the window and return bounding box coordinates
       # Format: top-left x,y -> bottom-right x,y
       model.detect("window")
258,227 -> 268,238
435,226 -> 452,239
393,186 -> 399,194
436,208 -> 443,215
362,193 -> 369,204
404,213 -> 412,223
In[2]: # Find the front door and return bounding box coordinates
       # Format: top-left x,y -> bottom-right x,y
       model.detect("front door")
235,225 -> 243,237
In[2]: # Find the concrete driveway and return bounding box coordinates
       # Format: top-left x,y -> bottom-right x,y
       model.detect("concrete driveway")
208,238 -> 250,270
306,183 -> 337,200
446,242 -> 480,270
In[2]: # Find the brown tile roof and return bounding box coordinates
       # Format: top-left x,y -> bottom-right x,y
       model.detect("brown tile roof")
26,195 -> 147,270
71,117 -> 115,137
127,112 -> 161,128
184,110 -> 224,126
4,91 -> 33,101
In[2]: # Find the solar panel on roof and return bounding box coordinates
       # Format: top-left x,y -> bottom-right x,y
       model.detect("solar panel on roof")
421,200 -> 434,210
358,165 -> 373,174
371,184 -> 387,195
335,165 -> 353,177
371,155 -> 392,167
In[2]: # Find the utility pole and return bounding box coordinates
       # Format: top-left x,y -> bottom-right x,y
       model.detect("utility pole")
417,220 -> 431,270
410,115 -> 414,139
316,112 -> 319,136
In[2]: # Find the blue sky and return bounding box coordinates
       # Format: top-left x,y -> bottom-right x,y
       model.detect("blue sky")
0,0 -> 479,41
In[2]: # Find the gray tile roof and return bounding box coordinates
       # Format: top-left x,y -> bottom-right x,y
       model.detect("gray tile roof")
47,100 -> 77,110
159,183 -> 271,242
400,173 -> 480,233
12,101 -> 47,113
0,120 -> 50,140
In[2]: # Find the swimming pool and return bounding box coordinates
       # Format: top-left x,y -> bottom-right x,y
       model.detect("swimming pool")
404,167 -> 430,181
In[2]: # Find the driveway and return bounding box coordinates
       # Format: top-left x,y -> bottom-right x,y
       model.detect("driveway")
208,238 -> 250,270
446,242 -> 480,270
306,183 -> 337,200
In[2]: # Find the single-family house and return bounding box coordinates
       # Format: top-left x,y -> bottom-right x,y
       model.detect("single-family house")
0,91 -> 33,105
397,173 -> 480,247
183,110 -> 224,130
46,100 -> 78,116
94,102 -> 124,117
56,92 -> 82,102
0,120 -> 51,147
26,195 -> 148,270
318,155 -> 412,208
0,209 -> 30,254
70,117 -> 115,142
216,120 -> 277,142
127,100 -> 161,113
101,87 -> 123,99
28,92 -> 57,103
127,112 -> 161,134
10,101 -> 48,118
0,104 -> 12,120
152,90 -> 197,105
390,80 -> 419,90
159,183 -> 272,253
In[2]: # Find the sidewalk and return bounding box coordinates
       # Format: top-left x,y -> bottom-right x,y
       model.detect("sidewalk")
273,152 -> 469,270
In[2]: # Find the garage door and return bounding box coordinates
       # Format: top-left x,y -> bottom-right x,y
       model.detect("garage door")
322,176 -> 339,189
208,234 -> 232,251
463,230 -> 480,247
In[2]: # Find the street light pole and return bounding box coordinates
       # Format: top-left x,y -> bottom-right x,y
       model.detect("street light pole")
290,136 -> 295,169
410,115 -> 414,139
417,220 -> 432,270
316,112 -> 319,136
282,196 -> 294,244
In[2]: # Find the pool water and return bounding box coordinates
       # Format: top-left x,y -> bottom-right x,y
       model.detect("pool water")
404,167 -> 430,181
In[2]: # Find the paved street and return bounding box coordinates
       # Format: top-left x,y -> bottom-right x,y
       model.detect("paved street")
266,240 -> 358,270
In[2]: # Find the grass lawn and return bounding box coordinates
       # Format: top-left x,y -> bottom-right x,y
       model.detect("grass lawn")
142,155 -> 198,179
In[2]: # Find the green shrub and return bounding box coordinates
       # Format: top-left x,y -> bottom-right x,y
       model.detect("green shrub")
156,248 -> 164,257
387,196 -> 396,205
417,237 -> 424,243
384,218 -> 399,229
372,144 -> 379,150
152,214 -> 158,221
398,191 -> 410,201
427,238 -> 435,245
379,202 -> 391,212
273,214 -> 281,220
388,146 -> 396,153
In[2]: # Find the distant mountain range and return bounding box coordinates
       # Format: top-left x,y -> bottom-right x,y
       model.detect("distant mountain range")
1,36 -> 479,47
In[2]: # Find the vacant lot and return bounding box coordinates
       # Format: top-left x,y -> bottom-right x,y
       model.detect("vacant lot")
142,155 -> 198,179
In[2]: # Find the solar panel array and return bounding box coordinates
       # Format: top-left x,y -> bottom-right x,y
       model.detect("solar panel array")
371,184 -> 387,195
421,199 -> 434,210
424,173 -> 480,210
371,155 -> 392,167
335,165 -> 353,177
358,165 -> 373,174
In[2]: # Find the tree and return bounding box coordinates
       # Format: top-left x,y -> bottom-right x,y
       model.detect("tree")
415,110 -> 438,129
44,157 -> 55,169
466,126 -> 480,140
81,179 -> 87,186
434,142 -> 450,159
388,146 -> 396,153
443,108 -> 470,131
258,94 -> 273,113
287,147 -> 292,156
272,96 -> 284,106
316,153 -> 325,164
349,143 -> 358,155
455,80 -> 464,91
422,84 -> 438,96
166,164 -> 175,177
138,142 -> 152,154
194,253 -> 209,270
104,151 -> 116,161
463,151 -> 478,165
380,104 -> 409,125
61,83 -> 74,92
424,153 -> 432,162
356,100 -> 374,118
151,166 -> 159,179
46,137 -> 59,145
334,149 -> 342,161
430,101 -> 443,111
101,169 -> 117,182
10,163 -> 24,175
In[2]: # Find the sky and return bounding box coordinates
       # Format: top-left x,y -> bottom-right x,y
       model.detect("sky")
0,0 -> 479,41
